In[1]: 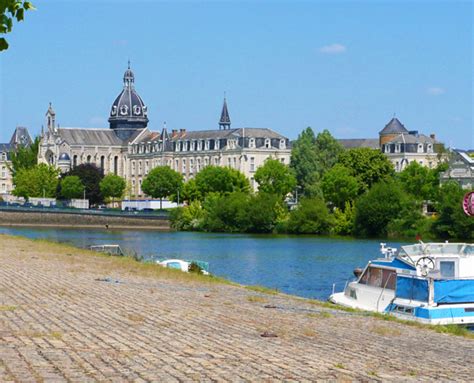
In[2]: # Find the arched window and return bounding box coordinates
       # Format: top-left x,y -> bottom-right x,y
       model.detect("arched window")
100,156 -> 105,172
87,155 -> 91,163
114,156 -> 118,175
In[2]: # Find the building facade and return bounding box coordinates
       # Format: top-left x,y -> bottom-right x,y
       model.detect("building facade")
0,127 -> 32,197
440,150 -> 474,189
38,65 -> 291,197
338,117 -> 446,172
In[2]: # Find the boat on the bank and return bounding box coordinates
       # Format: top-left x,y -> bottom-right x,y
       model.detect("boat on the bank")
329,242 -> 474,325
157,259 -> 210,275
89,244 -> 124,256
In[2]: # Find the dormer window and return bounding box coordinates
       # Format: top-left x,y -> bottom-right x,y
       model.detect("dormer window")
111,106 -> 117,115
265,138 -> 271,148
120,105 -> 128,115
205,140 -> 210,150
427,144 -> 433,153
133,105 -> 141,115
249,138 -> 255,148
215,140 -> 220,150
279,139 -> 286,149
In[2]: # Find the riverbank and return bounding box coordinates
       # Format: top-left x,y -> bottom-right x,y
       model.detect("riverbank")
0,234 -> 472,381
0,209 -> 171,230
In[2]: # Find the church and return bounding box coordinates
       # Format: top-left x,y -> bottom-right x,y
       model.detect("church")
38,64 -> 292,196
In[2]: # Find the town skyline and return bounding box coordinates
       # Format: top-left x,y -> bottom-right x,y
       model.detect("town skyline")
0,1 -> 472,149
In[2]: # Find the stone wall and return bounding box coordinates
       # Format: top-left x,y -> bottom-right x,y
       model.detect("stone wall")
0,209 -> 170,230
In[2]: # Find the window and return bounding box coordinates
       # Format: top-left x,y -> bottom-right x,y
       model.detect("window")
227,158 -> 231,167
114,156 -> 118,175
279,139 -> 286,149
87,155 -> 91,163
359,267 -> 396,289
1,183 -> 5,192
250,157 -> 255,172
190,159 -> 194,173
233,157 -> 237,168
138,161 -> 142,175
175,159 -> 179,170
145,161 -> 149,175
100,156 -> 105,171
280,158 -> 285,164
204,157 -> 209,166
440,261 -> 455,278
131,161 -> 136,176
249,138 -> 255,148
182,159 -> 186,173
265,139 -> 271,148
73,155 -> 78,167
197,158 -> 201,171
1,166 -> 5,178
214,157 -> 219,166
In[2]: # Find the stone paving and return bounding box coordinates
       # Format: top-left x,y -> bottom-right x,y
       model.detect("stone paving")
0,235 -> 472,382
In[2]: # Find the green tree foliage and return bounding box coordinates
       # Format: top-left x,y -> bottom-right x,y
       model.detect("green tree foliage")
0,1 -> 35,51
201,192 -> 251,232
180,178 -> 201,203
141,166 -> 183,209
431,182 -> 474,240
170,201 -> 205,231
60,176 -> 83,199
8,136 -> 39,181
13,163 -> 59,199
100,174 -> 126,204
290,127 -> 318,194
321,164 -> 359,210
290,128 -> 343,196
398,161 -> 439,201
64,164 -> 104,205
194,166 -> 249,199
313,129 -> 344,174
337,148 -> 395,193
354,180 -> 408,237
254,158 -> 296,198
287,198 -> 334,234
333,202 -> 355,235
246,193 -> 286,233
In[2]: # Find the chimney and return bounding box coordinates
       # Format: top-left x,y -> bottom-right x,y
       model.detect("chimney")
430,133 -> 436,140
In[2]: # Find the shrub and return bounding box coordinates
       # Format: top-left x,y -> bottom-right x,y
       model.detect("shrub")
287,197 -> 334,234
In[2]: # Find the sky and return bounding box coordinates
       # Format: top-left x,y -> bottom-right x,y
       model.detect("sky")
0,0 -> 472,149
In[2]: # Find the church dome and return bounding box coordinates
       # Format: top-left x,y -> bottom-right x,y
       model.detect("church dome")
58,153 -> 70,161
108,62 -> 149,137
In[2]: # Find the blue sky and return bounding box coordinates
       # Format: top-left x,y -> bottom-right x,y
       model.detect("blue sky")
1,0 -> 472,148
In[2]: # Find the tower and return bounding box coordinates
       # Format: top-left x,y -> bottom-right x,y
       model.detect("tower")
46,102 -> 56,133
219,97 -> 231,130
108,62 -> 149,140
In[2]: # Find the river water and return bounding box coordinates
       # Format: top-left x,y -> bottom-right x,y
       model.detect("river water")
0,227 -> 407,300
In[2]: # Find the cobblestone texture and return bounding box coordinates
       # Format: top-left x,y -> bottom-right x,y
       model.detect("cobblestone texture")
0,235 -> 472,382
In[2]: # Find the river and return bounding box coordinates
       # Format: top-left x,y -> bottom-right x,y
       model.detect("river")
0,227 -> 407,300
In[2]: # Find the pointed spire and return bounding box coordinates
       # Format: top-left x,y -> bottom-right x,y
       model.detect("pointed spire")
219,95 -> 231,130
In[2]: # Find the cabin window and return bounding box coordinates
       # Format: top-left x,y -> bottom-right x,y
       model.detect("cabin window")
359,266 -> 396,290
439,261 -> 455,278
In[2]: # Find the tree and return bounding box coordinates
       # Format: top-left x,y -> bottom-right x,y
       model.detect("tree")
313,129 -> 344,175
290,127 -> 344,196
64,164 -> 104,205
354,180 -> 408,237
0,1 -> 35,51
201,192 -> 251,232
8,136 -> 39,181
100,174 -> 126,206
141,166 -> 183,209
290,127 -> 318,194
321,164 -> 359,210
431,182 -> 474,240
194,166 -> 249,199
254,158 -> 296,198
60,176 -> 83,199
398,161 -> 438,201
287,197 -> 334,234
337,147 -> 395,193
13,163 -> 59,199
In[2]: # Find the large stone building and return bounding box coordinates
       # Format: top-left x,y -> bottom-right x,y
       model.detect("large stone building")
339,117 -> 446,171
38,65 -> 291,197
0,127 -> 32,197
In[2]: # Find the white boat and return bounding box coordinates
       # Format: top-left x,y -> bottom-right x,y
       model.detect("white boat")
157,259 -> 210,275
329,242 -> 474,325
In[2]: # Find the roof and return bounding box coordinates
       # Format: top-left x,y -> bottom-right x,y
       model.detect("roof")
58,128 -> 124,146
379,117 -> 409,135
9,126 -> 32,146
338,138 -> 379,149
0,143 -> 11,154
385,133 -> 436,145
219,98 -> 231,126
168,127 -> 286,141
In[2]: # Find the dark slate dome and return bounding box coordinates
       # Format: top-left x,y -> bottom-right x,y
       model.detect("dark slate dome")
58,153 -> 70,161
109,62 -> 149,140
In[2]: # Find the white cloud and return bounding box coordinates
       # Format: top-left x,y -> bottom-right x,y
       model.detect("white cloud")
319,43 -> 347,54
426,87 -> 445,96
89,116 -> 107,126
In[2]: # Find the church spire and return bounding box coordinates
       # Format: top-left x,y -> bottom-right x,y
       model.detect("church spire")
219,95 -> 231,130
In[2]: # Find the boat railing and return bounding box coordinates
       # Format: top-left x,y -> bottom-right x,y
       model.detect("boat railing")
331,278 -> 351,295
376,272 -> 397,311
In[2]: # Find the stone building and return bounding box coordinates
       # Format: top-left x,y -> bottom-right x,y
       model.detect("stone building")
0,127 -> 32,197
440,150 -> 474,189
38,65 -> 291,197
338,117 -> 446,172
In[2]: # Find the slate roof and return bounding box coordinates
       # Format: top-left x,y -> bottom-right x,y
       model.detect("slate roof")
0,143 -> 11,154
338,138 -> 379,149
385,133 -> 436,145
9,126 -> 32,146
58,128 -> 124,146
166,128 -> 286,141
219,98 -> 231,126
379,117 -> 409,135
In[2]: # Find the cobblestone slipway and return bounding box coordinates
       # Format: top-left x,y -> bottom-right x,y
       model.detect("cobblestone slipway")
0,235 -> 472,382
